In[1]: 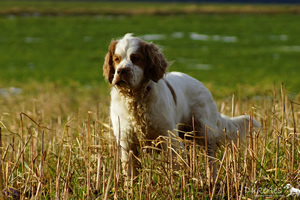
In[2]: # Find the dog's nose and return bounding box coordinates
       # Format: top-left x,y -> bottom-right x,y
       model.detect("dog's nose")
117,67 -> 130,75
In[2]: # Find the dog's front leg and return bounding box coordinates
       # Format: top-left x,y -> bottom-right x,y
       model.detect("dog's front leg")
119,140 -> 140,179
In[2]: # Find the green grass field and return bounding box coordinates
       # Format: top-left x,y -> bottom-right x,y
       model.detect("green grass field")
0,2 -> 300,97
0,1 -> 300,199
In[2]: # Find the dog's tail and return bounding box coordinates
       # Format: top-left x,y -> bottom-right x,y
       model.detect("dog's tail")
219,114 -> 260,146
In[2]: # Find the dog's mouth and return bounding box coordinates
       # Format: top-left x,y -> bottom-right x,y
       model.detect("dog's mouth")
112,75 -> 129,86
116,80 -> 128,86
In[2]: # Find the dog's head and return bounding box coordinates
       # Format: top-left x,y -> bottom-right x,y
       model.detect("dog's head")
103,33 -> 168,89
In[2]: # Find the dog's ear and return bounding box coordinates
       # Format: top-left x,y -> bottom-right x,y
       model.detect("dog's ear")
144,42 -> 168,83
103,40 -> 118,84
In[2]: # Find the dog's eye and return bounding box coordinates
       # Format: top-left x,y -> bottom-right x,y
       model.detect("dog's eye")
113,56 -> 121,63
130,54 -> 140,63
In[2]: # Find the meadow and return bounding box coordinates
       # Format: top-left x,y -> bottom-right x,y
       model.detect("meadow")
0,1 -> 300,199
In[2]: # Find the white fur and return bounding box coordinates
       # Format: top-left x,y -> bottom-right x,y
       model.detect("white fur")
107,34 -> 260,177
112,33 -> 144,88
111,72 -> 259,146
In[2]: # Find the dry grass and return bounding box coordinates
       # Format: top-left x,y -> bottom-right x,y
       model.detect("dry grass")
0,83 -> 300,199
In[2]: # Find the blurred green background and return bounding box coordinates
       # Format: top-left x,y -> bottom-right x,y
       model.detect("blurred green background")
0,1 -> 299,98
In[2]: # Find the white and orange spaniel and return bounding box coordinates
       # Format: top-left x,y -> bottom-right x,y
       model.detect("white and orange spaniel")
103,33 -> 259,177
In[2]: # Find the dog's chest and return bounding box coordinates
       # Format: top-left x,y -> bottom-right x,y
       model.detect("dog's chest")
111,94 -> 165,137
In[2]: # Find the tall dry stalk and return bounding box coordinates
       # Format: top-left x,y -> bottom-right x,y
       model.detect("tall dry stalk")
55,158 -> 61,200
290,100 -> 299,174
87,111 -> 92,200
96,153 -> 101,192
0,127 -> 4,200
35,131 -> 45,198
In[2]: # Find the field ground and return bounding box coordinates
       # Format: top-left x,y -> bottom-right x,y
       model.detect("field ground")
0,1 -> 300,199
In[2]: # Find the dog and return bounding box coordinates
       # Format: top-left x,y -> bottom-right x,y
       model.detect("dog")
103,33 -> 260,177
